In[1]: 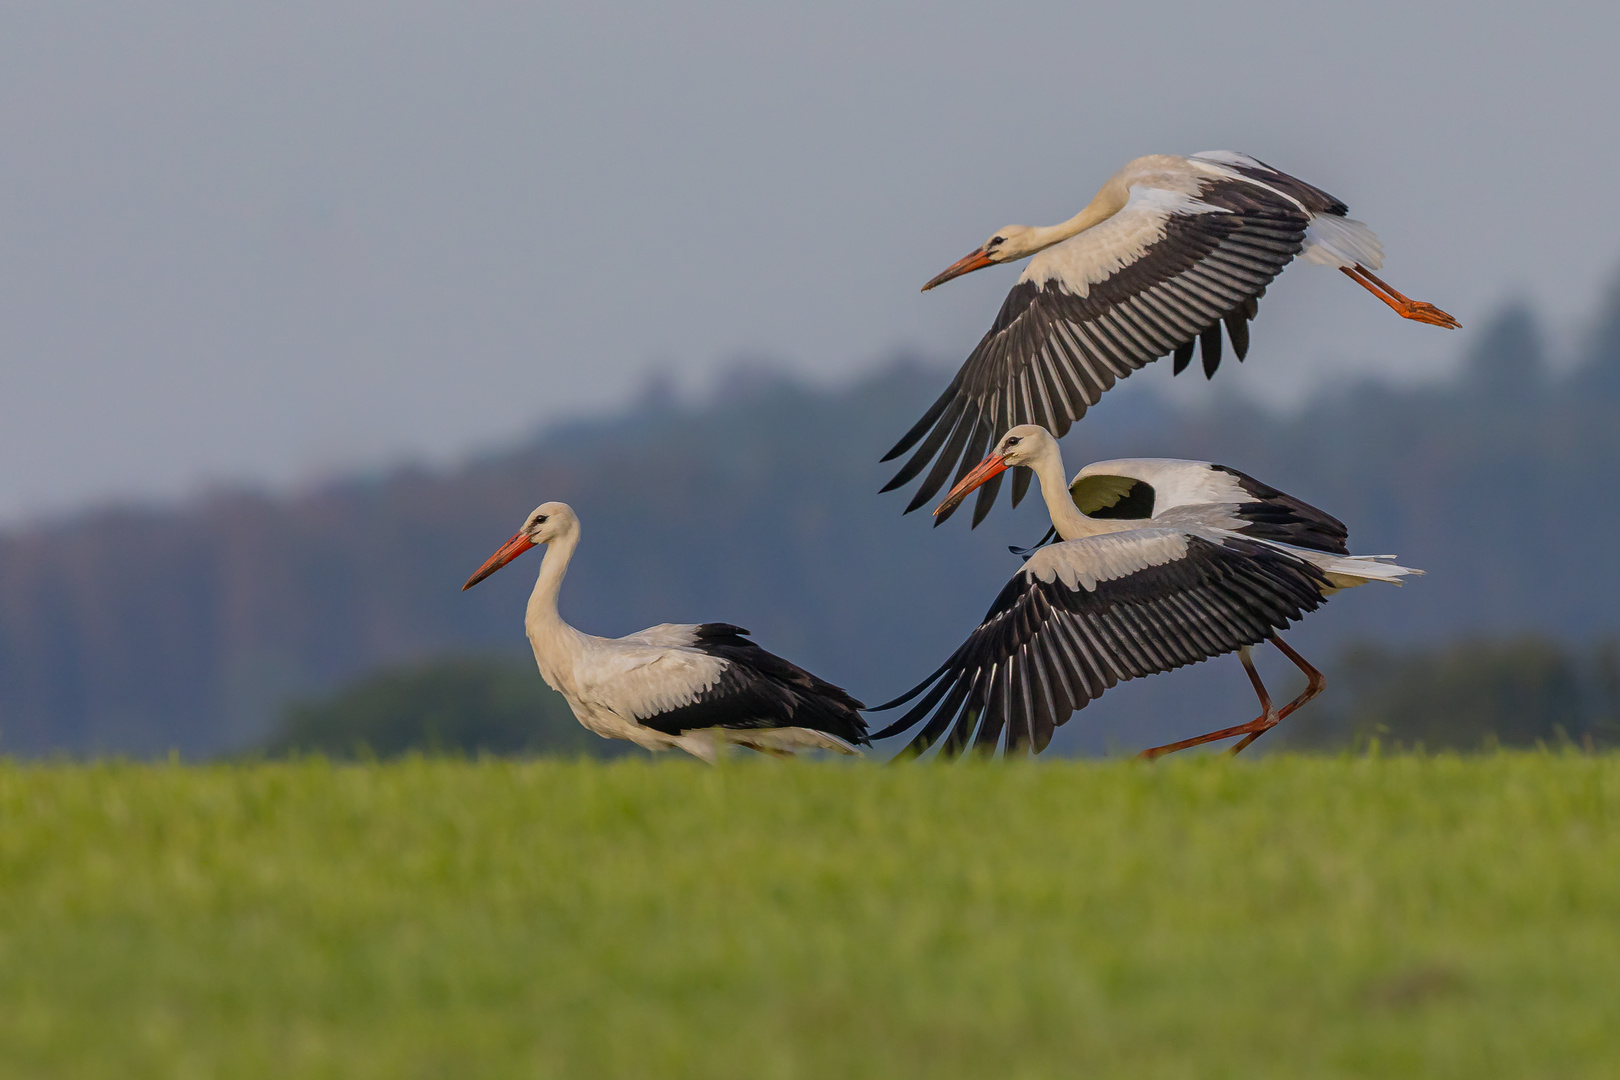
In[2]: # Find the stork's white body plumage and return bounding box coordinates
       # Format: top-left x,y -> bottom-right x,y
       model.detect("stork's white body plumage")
884,152 -> 1457,526
1020,154 -> 1384,297
464,502 -> 867,762
874,426 -> 1420,758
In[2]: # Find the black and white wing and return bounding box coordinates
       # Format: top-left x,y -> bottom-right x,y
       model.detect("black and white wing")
870,530 -> 1330,758
623,624 -> 869,748
1013,460 -> 1350,559
883,160 -> 1345,526
1208,465 -> 1349,554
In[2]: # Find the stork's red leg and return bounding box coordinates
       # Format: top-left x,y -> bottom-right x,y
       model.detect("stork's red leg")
1228,636 -> 1326,754
1137,636 -> 1328,760
1136,647 -> 1279,760
1225,636 -> 1328,754
1341,264 -> 1460,329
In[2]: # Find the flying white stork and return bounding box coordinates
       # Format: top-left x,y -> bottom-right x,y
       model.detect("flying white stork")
883,152 -> 1458,526
870,425 -> 1420,759
462,502 -> 868,761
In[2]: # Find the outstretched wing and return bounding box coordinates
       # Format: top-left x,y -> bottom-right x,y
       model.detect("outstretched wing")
883,173 -> 1314,526
870,530 -> 1329,757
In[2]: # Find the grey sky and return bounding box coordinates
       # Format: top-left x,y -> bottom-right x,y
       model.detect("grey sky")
1,1 -> 1615,522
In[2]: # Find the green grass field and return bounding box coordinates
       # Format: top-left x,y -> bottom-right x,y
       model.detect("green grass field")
2,754 -> 1617,1079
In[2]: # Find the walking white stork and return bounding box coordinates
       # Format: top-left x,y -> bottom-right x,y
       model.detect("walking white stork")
883,152 -> 1458,526
870,425 -> 1420,759
461,502 -> 868,761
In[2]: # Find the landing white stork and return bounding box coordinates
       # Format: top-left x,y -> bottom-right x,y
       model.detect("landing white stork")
462,502 -> 867,761
883,152 -> 1458,526
871,425 -> 1420,758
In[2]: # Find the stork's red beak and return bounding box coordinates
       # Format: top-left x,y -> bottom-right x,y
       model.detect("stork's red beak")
462,532 -> 535,591
934,453 -> 1009,518
922,246 -> 995,292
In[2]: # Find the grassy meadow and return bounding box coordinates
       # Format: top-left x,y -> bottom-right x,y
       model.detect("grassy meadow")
1,754 -> 1617,1079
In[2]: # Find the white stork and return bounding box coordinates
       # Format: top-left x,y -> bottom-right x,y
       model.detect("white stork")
462,502 -> 867,761
883,152 -> 1458,526
871,425 -> 1420,759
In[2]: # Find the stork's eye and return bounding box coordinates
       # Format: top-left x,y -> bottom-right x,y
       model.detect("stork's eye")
533,515 -> 548,526
1004,435 -> 1021,447
987,236 -> 1005,249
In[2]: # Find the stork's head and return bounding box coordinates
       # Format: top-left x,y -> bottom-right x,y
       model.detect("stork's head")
462,501 -> 576,590
933,425 -> 1059,518
989,424 -> 1059,469
921,225 -> 1041,291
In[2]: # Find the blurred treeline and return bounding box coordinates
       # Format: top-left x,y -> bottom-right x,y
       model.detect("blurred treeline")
263,657 -> 627,760
7,275 -> 1620,758
1280,637 -> 1620,752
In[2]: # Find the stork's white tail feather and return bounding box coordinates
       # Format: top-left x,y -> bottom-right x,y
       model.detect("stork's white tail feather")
735,727 -> 865,756
676,726 -> 865,762
1310,552 -> 1422,588
1254,535 -> 1420,588
1302,214 -> 1384,270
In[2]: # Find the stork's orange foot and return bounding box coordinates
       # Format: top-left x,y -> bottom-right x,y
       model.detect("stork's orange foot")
1341,265 -> 1460,330
1397,300 -> 1461,329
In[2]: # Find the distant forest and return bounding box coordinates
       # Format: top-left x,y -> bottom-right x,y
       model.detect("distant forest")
6,277 -> 1620,758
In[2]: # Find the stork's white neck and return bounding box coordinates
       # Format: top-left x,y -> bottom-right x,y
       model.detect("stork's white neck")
1019,173 -> 1132,258
525,527 -> 579,638
520,526 -> 589,696
1026,438 -> 1107,541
